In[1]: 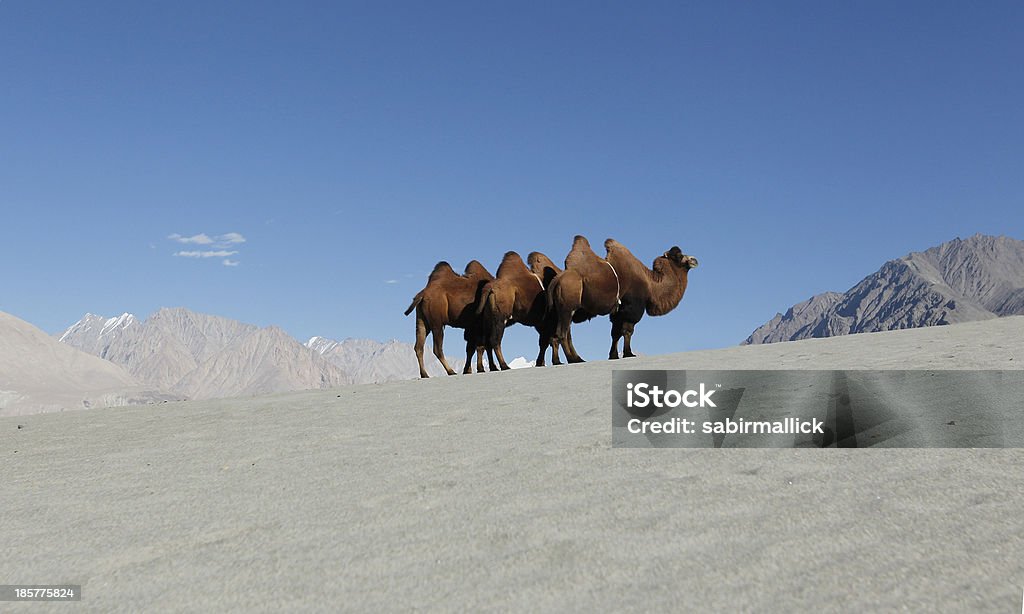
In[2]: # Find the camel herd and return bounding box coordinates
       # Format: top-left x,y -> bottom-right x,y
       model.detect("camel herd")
404,235 -> 699,378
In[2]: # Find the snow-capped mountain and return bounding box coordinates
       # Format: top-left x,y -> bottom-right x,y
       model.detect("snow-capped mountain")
59,307 -> 349,399
1,311 -> 166,415
57,312 -> 137,349
507,357 -> 534,369
745,234 -> 1024,344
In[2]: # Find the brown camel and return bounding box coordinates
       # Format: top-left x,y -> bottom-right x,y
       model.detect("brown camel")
547,236 -> 698,362
475,250 -> 563,368
604,239 -> 698,359
404,260 -> 498,378
545,235 -> 620,362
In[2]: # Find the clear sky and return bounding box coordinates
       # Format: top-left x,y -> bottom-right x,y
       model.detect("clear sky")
2,1 -> 1022,362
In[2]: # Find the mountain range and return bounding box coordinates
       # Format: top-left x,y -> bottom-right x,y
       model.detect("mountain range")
0,311 -> 169,415
2,305 -> 489,415
57,308 -> 351,400
745,234 -> 1024,344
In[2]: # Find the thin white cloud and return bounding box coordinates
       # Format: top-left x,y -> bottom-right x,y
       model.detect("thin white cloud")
169,232 -> 245,246
169,233 -> 214,245
168,231 -> 246,266
218,232 -> 246,244
175,250 -> 239,258
384,279 -> 398,284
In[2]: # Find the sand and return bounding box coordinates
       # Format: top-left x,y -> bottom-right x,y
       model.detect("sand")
2,317 -> 1023,612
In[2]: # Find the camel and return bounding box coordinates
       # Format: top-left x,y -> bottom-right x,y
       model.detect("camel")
604,239 -> 699,359
547,236 -> 698,362
475,251 -> 563,368
404,260 -> 498,378
544,236 -> 620,363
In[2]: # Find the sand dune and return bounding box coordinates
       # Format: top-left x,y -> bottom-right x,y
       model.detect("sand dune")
2,317 -> 1023,611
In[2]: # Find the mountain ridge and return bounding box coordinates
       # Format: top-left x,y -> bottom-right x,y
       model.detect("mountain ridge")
745,234 -> 1024,344
58,307 -> 349,400
0,311 -> 168,416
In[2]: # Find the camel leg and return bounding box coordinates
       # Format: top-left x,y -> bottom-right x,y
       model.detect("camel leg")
534,330 -> 547,367
552,278 -> 584,364
622,321 -> 637,358
565,322 -> 585,363
546,319 -> 563,365
550,337 -> 562,365
433,326 -> 456,376
535,321 -> 559,367
492,344 -> 510,371
464,340 -> 477,374
555,309 -> 578,364
415,312 -> 429,378
487,320 -> 509,371
609,317 -> 623,360
485,347 -> 499,372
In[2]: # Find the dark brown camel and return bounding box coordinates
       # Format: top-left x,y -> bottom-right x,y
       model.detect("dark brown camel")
404,260 -> 498,378
547,236 -> 698,362
475,251 -> 563,368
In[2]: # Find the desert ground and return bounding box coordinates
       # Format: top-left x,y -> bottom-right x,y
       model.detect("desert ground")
3,317 -> 1023,612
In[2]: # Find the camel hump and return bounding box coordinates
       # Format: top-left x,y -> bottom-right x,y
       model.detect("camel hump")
428,261 -> 457,282
496,251 -> 528,277
572,235 -> 592,250
605,239 -> 640,262
464,260 -> 493,280
604,238 -> 626,252
565,235 -> 598,268
527,251 -> 560,276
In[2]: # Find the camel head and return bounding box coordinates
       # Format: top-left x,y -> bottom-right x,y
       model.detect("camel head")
663,246 -> 699,270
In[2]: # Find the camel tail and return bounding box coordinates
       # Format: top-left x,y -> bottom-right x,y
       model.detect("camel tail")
476,286 -> 495,316
404,293 -> 423,316
545,276 -> 560,313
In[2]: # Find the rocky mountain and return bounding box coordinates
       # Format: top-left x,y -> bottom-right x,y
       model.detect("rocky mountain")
0,311 -> 166,416
745,234 -> 1024,344
59,307 -> 350,399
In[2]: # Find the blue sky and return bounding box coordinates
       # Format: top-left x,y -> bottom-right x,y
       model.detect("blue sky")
2,1 -> 1022,361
